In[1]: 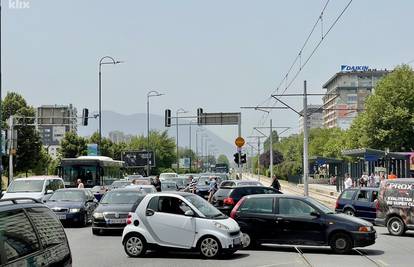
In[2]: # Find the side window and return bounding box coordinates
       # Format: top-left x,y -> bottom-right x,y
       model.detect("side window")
340,190 -> 356,200
158,197 -> 190,215
147,196 -> 159,211
26,207 -> 67,248
56,180 -> 64,190
357,190 -> 369,202
278,198 -> 316,215
239,198 -> 273,214
258,188 -> 278,194
371,191 -> 378,202
45,180 -> 52,191
0,209 -> 40,263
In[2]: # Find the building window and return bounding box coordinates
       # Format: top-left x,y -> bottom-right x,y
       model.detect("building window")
347,94 -> 357,104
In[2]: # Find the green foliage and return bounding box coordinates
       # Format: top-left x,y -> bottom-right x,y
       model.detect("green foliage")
347,65 -> 414,151
59,132 -> 87,158
216,154 -> 229,165
263,130 -> 279,151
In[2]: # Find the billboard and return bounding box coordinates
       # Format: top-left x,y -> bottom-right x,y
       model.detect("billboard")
122,151 -> 155,168
179,158 -> 191,169
87,144 -> 98,156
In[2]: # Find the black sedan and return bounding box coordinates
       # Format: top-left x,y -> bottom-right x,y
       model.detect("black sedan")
231,194 -> 376,253
92,188 -> 145,235
46,188 -> 98,226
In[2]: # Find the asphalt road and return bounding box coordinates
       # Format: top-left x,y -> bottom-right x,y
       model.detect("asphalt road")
65,226 -> 414,267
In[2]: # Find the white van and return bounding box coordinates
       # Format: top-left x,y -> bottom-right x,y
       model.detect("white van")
1,176 -> 65,201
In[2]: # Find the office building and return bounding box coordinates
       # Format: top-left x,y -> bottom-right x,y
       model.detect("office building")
299,105 -> 324,133
37,104 -> 77,158
322,68 -> 389,129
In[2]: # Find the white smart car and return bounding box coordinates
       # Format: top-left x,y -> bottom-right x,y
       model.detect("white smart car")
122,192 -> 243,258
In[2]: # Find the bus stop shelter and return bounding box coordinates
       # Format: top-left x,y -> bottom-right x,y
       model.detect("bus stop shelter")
342,148 -> 411,178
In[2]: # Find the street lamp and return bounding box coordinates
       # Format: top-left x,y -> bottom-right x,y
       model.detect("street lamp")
146,90 -> 164,176
98,56 -> 123,155
176,108 -> 188,170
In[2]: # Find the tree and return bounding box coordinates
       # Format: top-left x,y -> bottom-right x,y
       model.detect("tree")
89,132 -> 115,158
347,65 -> 414,151
259,150 -> 284,168
59,132 -> 87,158
216,154 -> 229,165
2,92 -> 43,175
263,130 -> 279,151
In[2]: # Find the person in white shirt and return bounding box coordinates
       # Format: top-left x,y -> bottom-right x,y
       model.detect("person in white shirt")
344,174 -> 353,189
77,179 -> 84,189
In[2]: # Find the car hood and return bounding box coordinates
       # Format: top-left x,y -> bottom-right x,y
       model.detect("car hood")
46,201 -> 84,209
1,192 -> 43,200
213,217 -> 240,232
327,213 -> 373,227
95,204 -> 134,213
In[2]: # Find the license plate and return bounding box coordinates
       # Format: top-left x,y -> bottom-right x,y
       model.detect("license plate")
107,219 -> 126,224
58,214 -> 66,220
233,237 -> 241,245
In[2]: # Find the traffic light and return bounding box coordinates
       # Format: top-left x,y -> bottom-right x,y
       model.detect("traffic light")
233,153 -> 239,164
197,108 -> 203,125
241,153 -> 247,164
165,109 -> 171,127
82,108 -> 89,126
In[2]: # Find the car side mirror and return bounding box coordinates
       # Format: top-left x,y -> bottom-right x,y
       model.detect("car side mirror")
46,190 -> 54,194
146,209 -> 155,216
184,210 -> 194,217
310,211 -> 320,217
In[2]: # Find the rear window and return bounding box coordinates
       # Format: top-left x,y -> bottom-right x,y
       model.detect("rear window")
214,188 -> 233,198
220,181 -> 234,187
0,209 -> 40,263
340,190 -> 356,200
239,197 -> 274,214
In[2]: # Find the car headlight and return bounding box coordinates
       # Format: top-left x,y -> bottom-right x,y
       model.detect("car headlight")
69,208 -> 80,213
93,212 -> 104,219
213,222 -> 229,230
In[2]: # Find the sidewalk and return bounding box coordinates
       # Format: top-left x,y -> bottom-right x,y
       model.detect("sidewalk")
242,173 -> 337,208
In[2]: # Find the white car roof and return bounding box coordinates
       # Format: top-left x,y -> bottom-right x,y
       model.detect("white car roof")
13,176 -> 62,181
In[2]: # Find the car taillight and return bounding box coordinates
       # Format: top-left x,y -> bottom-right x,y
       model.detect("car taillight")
335,200 -> 339,209
230,197 -> 246,219
126,212 -> 132,225
223,197 -> 235,206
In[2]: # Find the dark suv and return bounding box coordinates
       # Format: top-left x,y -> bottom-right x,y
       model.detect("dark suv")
212,186 -> 281,215
231,194 -> 376,254
335,187 -> 379,222
0,198 -> 72,266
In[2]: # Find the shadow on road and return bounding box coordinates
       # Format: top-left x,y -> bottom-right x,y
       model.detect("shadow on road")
143,250 -> 250,260
255,244 -> 384,256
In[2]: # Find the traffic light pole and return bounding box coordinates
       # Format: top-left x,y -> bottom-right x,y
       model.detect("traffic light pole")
238,113 -> 242,179
269,119 -> 273,179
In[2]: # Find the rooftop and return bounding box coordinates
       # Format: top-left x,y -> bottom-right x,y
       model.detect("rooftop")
323,69 -> 390,89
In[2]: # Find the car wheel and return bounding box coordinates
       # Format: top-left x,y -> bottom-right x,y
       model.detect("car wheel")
92,228 -> 101,235
330,233 -> 352,254
344,209 -> 355,216
199,236 -> 221,258
241,232 -> 254,249
124,234 -> 147,258
387,217 -> 405,236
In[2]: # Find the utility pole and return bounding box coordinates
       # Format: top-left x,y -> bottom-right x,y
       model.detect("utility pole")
269,119 -> 273,179
189,122 -> 192,172
257,138 -> 260,181
303,80 -> 309,196
8,116 -> 14,183
238,113 -> 242,179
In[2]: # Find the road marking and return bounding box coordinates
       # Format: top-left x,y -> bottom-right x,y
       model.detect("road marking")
294,246 -> 313,267
354,249 -> 385,267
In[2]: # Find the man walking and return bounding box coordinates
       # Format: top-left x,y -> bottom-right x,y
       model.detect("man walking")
271,175 -> 281,191
152,175 -> 162,192
344,174 -> 353,189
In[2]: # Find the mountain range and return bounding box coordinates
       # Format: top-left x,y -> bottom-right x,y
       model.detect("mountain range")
77,110 -> 235,157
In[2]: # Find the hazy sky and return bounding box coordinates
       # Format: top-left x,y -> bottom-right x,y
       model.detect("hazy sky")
3,0 -> 413,146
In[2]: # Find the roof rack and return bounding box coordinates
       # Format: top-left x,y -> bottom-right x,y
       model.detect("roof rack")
0,197 -> 42,204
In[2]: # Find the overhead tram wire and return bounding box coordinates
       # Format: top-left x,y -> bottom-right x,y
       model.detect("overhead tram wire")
257,0 -> 354,127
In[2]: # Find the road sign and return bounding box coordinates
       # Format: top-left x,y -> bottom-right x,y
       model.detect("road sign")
122,151 -> 155,168
235,137 -> 245,147
198,112 -> 240,125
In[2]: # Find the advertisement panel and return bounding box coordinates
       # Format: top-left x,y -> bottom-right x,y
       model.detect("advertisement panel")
87,144 -> 98,156
122,151 -> 155,168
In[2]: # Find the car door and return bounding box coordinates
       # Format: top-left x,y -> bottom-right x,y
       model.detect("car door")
276,198 -> 326,245
145,196 -> 196,248
353,189 -> 372,219
236,197 -> 276,242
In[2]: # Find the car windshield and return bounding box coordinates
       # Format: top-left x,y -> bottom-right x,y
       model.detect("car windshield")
307,198 -> 334,214
197,177 -> 210,186
184,194 -> 226,219
100,191 -> 141,204
170,178 -> 186,186
238,181 -> 262,186
162,183 -> 176,189
7,180 -> 44,193
49,190 -> 85,202
110,181 -> 129,188
160,174 -> 177,179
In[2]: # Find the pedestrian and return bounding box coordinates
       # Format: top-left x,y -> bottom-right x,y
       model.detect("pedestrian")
271,175 -> 281,191
235,173 -> 240,180
207,176 -> 218,203
77,178 -> 84,189
152,175 -> 162,192
344,174 -> 353,189
374,172 -> 380,187
369,173 -> 376,187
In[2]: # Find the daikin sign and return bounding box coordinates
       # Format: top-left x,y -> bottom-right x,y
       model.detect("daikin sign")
341,65 -> 369,72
